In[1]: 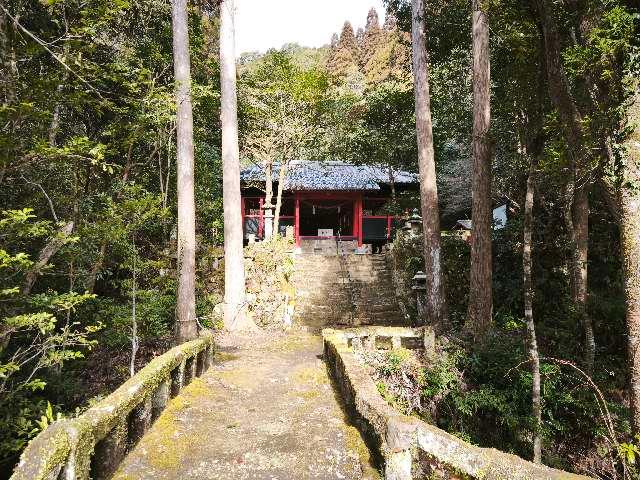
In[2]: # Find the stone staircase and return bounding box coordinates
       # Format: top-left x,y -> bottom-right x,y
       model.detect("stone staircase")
292,254 -> 405,329
299,238 -> 359,255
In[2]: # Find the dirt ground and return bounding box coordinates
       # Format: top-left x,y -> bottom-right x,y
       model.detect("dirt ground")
113,329 -> 380,480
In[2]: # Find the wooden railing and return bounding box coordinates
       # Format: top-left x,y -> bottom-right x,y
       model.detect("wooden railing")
10,333 -> 215,480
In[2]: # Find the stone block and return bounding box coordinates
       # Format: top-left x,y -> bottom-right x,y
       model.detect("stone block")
128,398 -> 152,447
386,416 -> 418,452
151,380 -> 170,421
92,418 -> 128,480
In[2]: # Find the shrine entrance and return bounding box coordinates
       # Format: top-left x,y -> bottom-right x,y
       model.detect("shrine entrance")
298,198 -> 354,238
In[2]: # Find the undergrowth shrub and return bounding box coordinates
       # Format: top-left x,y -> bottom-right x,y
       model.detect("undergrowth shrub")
381,218 -> 630,477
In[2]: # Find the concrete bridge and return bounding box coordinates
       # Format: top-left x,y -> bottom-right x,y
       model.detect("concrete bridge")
11,325 -> 592,480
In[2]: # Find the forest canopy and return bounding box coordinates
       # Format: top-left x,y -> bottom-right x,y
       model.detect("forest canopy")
1,0 -> 640,478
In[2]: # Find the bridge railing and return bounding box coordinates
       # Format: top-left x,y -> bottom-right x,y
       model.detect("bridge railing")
10,332 -> 215,480
323,326 -> 593,480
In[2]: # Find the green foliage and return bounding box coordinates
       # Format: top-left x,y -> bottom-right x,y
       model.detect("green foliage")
380,348 -> 413,375
93,291 -> 174,348
0,210 -> 98,468
388,196 -> 630,473
0,0 -> 225,472
239,49 -> 330,170
390,232 -> 470,327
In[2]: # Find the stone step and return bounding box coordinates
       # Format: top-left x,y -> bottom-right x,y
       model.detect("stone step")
293,269 -> 389,275
293,280 -> 393,286
299,298 -> 397,304
296,290 -> 396,300
295,258 -> 389,263
294,257 -> 389,263
297,306 -> 353,314
292,273 -> 394,282
295,284 -> 394,291
297,288 -> 397,297
292,252 -> 403,328
299,304 -> 399,313
297,282 -> 394,289
295,254 -> 387,258
297,264 -> 390,270
292,275 -> 392,281
295,316 -> 405,326
294,255 -> 388,265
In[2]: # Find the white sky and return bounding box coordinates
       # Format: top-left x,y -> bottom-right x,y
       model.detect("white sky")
235,0 -> 387,56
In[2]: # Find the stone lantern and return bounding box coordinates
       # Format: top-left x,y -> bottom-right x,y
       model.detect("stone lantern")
409,208 -> 422,236
401,220 -> 411,234
263,203 -> 274,240
412,270 -> 427,319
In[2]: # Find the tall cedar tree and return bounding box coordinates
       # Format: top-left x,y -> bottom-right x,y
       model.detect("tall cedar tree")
466,0 -> 493,339
524,156 -> 542,463
411,0 -> 446,326
621,77 -> 640,433
171,0 -> 198,343
220,0 -> 248,330
535,0 -> 595,373
327,22 -> 360,79
360,8 -> 382,68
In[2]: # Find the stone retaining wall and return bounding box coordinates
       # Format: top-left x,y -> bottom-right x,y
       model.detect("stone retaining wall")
323,327 -> 592,480
10,333 -> 215,480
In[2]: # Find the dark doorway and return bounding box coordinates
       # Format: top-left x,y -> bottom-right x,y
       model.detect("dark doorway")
299,199 -> 354,237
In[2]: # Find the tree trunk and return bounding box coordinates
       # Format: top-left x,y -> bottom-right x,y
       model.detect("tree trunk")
620,79 -> 640,434
48,44 -> 69,147
410,0 -> 446,327
220,0 -> 249,331
573,186 -> 594,372
130,243 -> 138,378
48,86 -> 63,147
86,243 -> 107,294
465,0 -> 494,340
265,161 -> 273,208
388,165 -> 397,205
524,155 -> 542,463
273,161 -> 288,237
1,7 -> 16,106
535,0 -> 594,373
22,221 -> 74,295
171,0 -> 198,343
264,160 -> 273,239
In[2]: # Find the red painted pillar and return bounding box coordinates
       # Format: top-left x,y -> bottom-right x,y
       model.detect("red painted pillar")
241,197 -> 245,239
352,197 -> 358,238
356,195 -> 363,247
295,193 -> 300,247
258,197 -> 264,239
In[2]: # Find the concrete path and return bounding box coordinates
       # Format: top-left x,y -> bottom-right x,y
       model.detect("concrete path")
113,331 -> 379,480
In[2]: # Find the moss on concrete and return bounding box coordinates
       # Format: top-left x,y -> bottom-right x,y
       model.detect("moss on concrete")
342,424 -> 382,479
269,332 -> 317,353
132,378 -> 214,473
10,421 -> 71,480
298,389 -> 321,401
11,334 -> 215,480
214,351 -> 239,363
294,365 -> 328,386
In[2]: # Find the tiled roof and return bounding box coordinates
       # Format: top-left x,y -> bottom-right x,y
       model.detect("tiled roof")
240,160 -> 417,191
455,219 -> 472,230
